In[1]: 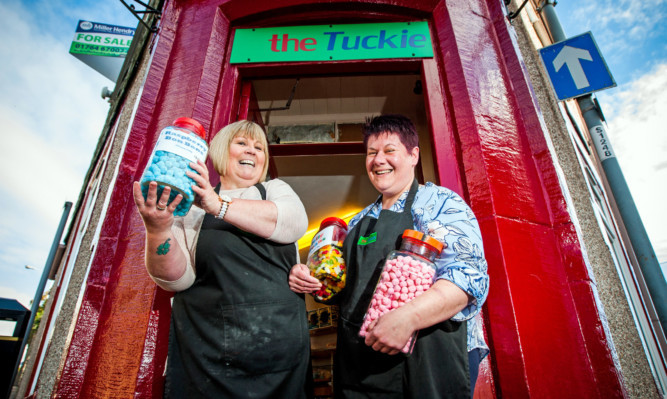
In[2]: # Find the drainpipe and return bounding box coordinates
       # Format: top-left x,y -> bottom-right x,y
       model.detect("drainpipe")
538,0 -> 667,337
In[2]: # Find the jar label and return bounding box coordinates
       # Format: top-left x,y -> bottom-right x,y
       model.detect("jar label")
154,126 -> 208,162
308,225 -> 336,257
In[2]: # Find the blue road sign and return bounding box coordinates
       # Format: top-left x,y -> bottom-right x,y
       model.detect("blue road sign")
539,32 -> 615,100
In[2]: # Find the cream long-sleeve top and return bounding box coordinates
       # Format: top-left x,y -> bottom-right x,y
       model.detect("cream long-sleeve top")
150,178 -> 308,292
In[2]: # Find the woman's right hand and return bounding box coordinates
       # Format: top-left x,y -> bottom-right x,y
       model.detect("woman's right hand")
132,181 -> 183,234
289,264 -> 323,293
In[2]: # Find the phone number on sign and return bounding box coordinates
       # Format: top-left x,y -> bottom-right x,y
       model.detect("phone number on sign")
72,43 -> 129,54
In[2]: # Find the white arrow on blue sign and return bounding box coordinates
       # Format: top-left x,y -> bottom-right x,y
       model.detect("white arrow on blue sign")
539,32 -> 616,101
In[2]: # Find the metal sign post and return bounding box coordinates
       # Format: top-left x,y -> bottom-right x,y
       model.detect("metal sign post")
9,202 -> 72,396
539,0 -> 667,340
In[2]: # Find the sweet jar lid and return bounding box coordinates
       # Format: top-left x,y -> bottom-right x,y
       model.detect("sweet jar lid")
173,117 -> 206,139
320,217 -> 348,231
402,229 -> 444,253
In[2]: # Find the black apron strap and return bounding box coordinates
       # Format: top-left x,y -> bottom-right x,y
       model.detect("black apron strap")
254,182 -> 266,200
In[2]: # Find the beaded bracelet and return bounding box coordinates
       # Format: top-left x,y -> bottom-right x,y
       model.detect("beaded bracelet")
215,197 -> 230,220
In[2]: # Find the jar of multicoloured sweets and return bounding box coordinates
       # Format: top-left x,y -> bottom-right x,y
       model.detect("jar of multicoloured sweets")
139,117 -> 208,217
306,217 -> 348,302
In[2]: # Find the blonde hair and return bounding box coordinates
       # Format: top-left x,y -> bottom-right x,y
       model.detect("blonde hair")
208,120 -> 270,182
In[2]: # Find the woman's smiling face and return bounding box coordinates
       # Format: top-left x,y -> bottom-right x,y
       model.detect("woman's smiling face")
222,133 -> 266,190
365,132 -> 419,208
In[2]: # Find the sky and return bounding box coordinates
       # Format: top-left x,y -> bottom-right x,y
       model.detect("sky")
0,0 -> 665,316
0,0 -> 137,312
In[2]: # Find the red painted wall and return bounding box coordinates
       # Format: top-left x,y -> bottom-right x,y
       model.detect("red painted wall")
50,0 -> 626,398
435,1 -> 625,396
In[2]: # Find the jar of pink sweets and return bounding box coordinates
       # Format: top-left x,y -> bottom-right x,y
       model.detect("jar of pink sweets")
359,229 -> 444,354
306,217 -> 348,303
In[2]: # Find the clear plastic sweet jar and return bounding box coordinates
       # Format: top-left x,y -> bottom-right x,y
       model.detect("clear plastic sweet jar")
306,217 -> 348,302
359,229 -> 445,354
139,117 -> 208,217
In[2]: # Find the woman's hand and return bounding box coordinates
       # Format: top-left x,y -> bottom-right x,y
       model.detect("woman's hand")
289,264 -> 323,293
133,181 -> 189,283
364,279 -> 471,355
363,306 -> 417,355
132,181 -> 183,233
187,160 -> 220,215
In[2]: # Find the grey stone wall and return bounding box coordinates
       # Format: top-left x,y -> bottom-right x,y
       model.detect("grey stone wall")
508,5 -> 660,397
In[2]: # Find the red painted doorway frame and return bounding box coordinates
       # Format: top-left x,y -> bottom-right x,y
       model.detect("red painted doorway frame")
49,2 -> 627,398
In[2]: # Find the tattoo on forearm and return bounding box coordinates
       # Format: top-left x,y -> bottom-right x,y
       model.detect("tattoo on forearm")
156,238 -> 171,255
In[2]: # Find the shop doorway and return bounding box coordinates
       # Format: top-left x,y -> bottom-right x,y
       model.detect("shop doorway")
246,74 -> 435,256
240,73 -> 435,397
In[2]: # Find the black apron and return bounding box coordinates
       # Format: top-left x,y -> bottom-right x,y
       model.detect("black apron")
334,180 -> 469,398
164,183 -> 311,399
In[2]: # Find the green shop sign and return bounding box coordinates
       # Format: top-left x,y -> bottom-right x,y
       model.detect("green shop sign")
230,21 -> 433,63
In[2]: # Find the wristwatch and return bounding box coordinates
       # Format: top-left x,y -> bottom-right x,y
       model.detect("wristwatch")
216,194 -> 232,220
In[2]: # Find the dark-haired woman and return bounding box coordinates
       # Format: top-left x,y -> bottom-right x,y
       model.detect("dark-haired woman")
290,114 -> 488,398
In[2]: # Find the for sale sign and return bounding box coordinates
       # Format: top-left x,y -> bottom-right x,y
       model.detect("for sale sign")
70,20 -> 135,57
69,20 -> 135,82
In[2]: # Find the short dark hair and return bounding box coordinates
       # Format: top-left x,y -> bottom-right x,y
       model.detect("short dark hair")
362,114 -> 419,151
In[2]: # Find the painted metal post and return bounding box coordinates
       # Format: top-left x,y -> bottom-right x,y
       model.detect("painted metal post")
9,201 -> 72,395
540,0 -> 667,336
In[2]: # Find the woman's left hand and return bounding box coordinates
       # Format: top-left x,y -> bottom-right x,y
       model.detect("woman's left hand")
364,307 -> 416,355
289,264 -> 323,293
187,160 -> 220,215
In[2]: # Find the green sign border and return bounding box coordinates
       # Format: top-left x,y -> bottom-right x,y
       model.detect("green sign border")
230,21 -> 433,64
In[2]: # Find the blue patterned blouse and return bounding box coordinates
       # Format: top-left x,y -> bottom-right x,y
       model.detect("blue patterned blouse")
348,182 -> 489,354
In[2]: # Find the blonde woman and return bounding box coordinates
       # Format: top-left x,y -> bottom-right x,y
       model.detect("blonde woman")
133,120 -> 311,398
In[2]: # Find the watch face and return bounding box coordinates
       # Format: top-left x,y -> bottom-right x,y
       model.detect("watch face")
219,194 -> 232,203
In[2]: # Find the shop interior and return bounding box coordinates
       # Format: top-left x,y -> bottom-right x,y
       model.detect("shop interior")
249,73 -> 433,397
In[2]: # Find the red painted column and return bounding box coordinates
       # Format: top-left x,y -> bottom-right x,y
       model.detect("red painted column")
432,0 -> 625,397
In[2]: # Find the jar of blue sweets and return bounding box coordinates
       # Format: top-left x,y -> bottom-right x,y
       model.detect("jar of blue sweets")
140,117 -> 208,217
